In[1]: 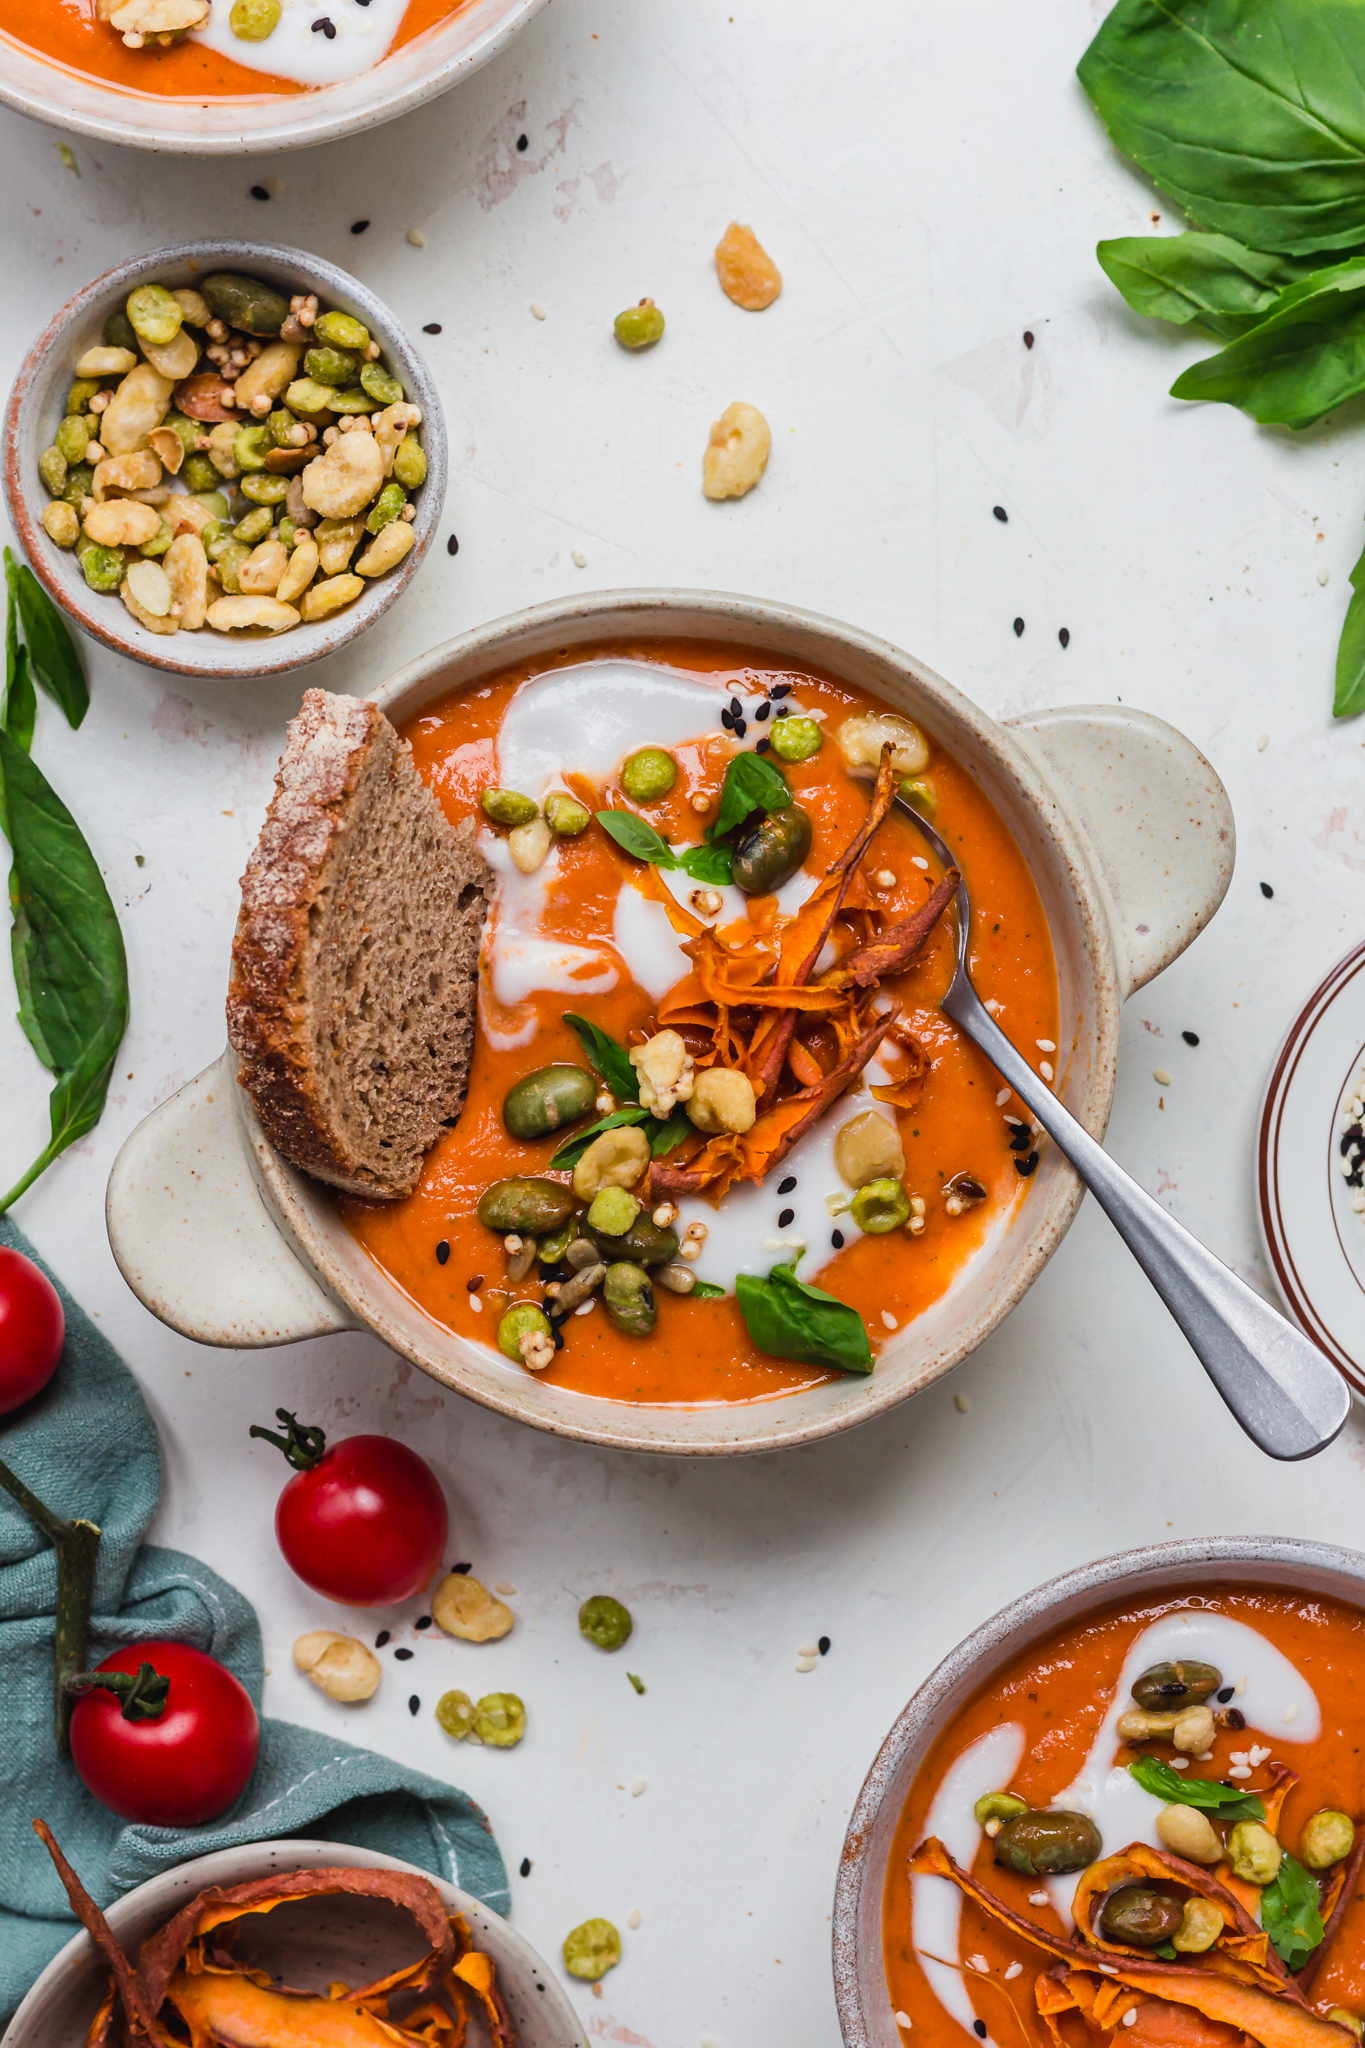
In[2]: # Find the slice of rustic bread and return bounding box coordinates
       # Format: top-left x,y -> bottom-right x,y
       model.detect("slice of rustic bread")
228,688 -> 493,1200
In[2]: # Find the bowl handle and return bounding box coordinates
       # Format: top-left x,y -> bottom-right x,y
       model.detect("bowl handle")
1006,704 -> 1235,1001
106,1053 -> 358,1347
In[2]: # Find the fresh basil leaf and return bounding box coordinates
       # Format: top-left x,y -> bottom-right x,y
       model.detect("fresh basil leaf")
1097,232 -> 1299,339
0,729 -> 129,1213
648,1110 -> 691,1157
1154,1941 -> 1178,1961
711,751 -> 789,840
6,553 -> 87,729
596,809 -> 677,868
1170,258 -> 1365,428
4,647 -> 36,753
677,841 -> 734,886
1261,1851 -> 1326,1971
1336,535 -> 1365,718
1127,1757 -> 1265,1820
1078,0 -> 1365,259
562,1012 -> 639,1102
548,1104 -> 648,1170
735,1261 -> 873,1375
690,1278 -> 726,1300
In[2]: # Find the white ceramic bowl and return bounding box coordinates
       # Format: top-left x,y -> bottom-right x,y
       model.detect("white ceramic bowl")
3,240 -> 446,681
107,589 -> 1234,1457
831,1535 -> 1365,2048
2,1838 -> 584,2048
0,0 -> 546,156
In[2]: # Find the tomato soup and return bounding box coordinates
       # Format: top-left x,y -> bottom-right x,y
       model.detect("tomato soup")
1,0 -> 466,101
338,640 -> 1059,1407
884,1586 -> 1365,2048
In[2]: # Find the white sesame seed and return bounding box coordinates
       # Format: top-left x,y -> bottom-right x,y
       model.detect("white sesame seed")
1283,1703 -> 1299,1723
796,1655 -> 818,1672
406,227 -> 426,247
955,1392 -> 971,1413
798,1642 -> 819,1657
1036,1039 -> 1056,1052
1029,1891 -> 1049,1906
572,548 -> 587,568
1098,1964 -> 1119,1976
574,1298 -> 596,1315
763,1236 -> 785,1252
1235,1675 -> 1246,1695
468,1293 -> 483,1313
1040,1061 -> 1054,1081
967,1954 -> 988,1974
1124,2010 -> 1138,2028
875,869 -> 897,889
631,1776 -> 646,1796
1256,732 -> 1269,751
1195,1750 -> 1214,1761
1169,1757 -> 1190,1769
1229,1751 -> 1249,1766
1249,1744 -> 1272,1764
911,855 -> 929,870
1226,1765 -> 1252,1779
496,1582 -> 516,1596
894,2017 -> 913,2033
1318,566 -> 1331,586
530,302 -> 547,320
996,1088 -> 1011,1106
1154,1067 -> 1172,1086
881,1310 -> 898,1330
702,2034 -> 723,2048
627,1907 -> 642,1929
1005,1964 -> 1023,1981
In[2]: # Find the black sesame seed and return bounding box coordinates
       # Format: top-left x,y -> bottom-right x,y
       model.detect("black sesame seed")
720,709 -> 735,731
1024,330 -> 1034,349
408,1695 -> 420,1715
1058,627 -> 1070,648
1260,881 -> 1274,898
547,1302 -> 568,1323
733,718 -> 747,738
778,1176 -> 797,1194
831,1229 -> 845,1249
553,1326 -> 565,1349
250,185 -> 269,201
778,1207 -> 795,1228
1015,1151 -> 1039,1177
394,1646 -> 414,1661
423,322 -> 442,334
729,696 -> 743,716
756,701 -> 771,721
375,1629 -> 391,1648
754,736 -> 769,753
516,133 -> 528,151
351,217 -> 370,232
771,682 -> 792,698
993,505 -> 1008,523
1217,1686 -> 1234,1703
975,2025 -> 988,2040
520,1857 -> 532,1877
818,1635 -> 830,1654
1183,1030 -> 1200,1046
453,1562 -> 472,1573
446,534 -> 459,556
466,1274 -> 482,1291
774,703 -> 789,716
436,1239 -> 450,1264
1013,617 -> 1025,637
416,1615 -> 432,1629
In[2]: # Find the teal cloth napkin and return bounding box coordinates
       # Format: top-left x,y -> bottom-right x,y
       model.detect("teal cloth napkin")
0,1216 -> 508,2021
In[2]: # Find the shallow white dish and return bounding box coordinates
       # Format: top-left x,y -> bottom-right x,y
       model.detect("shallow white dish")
1258,937 -> 1365,1398
2,1837 -> 584,2048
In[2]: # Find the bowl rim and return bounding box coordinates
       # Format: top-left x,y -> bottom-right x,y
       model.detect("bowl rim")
2,237 -> 446,680
830,1533 -> 1365,2048
3,1836 -> 585,2048
0,0 -> 549,156
228,585 -> 1124,1457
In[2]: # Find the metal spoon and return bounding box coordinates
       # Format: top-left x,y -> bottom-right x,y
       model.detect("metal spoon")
899,795 -> 1351,1461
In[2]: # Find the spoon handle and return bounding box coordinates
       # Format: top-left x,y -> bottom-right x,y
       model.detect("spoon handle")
945,983 -> 1351,1461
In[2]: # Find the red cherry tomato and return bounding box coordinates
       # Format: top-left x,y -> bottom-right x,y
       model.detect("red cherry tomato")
0,1247 -> 64,1416
252,1410 -> 448,1607
69,1640 -> 259,1827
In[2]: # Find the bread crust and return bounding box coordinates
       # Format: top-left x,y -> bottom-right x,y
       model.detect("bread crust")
227,688 -> 492,1198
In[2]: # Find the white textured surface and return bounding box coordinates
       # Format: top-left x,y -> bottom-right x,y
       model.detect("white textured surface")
3,3 -> 1365,2044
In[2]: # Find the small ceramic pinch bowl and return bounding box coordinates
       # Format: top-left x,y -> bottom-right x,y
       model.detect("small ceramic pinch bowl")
831,1534 -> 1365,2048
2,239 -> 446,682
2,1838 -> 585,2048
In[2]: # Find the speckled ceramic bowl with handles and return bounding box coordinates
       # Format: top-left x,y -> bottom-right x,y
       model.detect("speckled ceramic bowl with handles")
0,0 -> 546,155
831,1534 -> 1365,2048
1,1837 -> 585,2048
3,239 -> 446,681
105,589 -> 1235,1458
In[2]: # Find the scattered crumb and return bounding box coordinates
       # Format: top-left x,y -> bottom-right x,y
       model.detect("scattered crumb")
58,142 -> 79,173
406,228 -> 426,248
715,221 -> 782,310
954,1392 -> 971,1413
495,1582 -> 516,1596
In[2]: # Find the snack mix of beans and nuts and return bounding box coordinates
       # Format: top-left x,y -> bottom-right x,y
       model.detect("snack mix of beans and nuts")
36,272 -> 426,639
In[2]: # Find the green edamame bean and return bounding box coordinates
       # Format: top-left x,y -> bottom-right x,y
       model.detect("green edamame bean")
537,1219 -> 579,1267
277,516 -> 298,550
234,424 -> 271,473
497,1302 -> 553,1364
139,519 -> 174,559
563,1919 -> 621,1982
314,309 -> 371,352
504,1065 -> 596,1140
392,434 -> 427,490
731,805 -> 812,895
331,387 -> 379,415
181,454 -> 220,494
1099,1888 -> 1184,1948
240,473 -> 289,505
66,379 -> 102,416
994,1810 -> 1102,1876
126,284 -> 183,348
899,775 -> 938,818
38,445 -> 67,496
544,792 -> 592,836
201,272 -> 289,338
435,1689 -> 476,1739
1130,1661 -> 1222,1712
579,1595 -> 633,1650
603,1261 -> 656,1337
283,379 -> 338,420
621,747 -> 677,803
229,0 -> 280,37
102,309 -> 137,353
61,464 -> 95,508
304,345 -> 359,387
974,1792 -> 1028,1827
481,787 -> 539,827
472,1691 -> 526,1747
588,1212 -> 679,1269
769,714 -> 823,763
366,481 -> 407,534
211,540 -> 251,594
56,414 -> 94,465
266,408 -> 299,449
478,1178 -> 577,1235
587,1186 -> 641,1236
77,543 -> 125,594
614,302 -> 666,350
360,361 -> 404,406
233,506 -> 274,545
850,1178 -> 911,1234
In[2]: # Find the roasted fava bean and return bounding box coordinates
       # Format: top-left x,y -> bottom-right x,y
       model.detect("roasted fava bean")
305,345 -> 360,387
471,1691 -> 526,1747
572,1125 -> 650,1199
974,1792 -> 1028,1826
503,1065 -> 596,1140
38,445 -> 67,496
201,272 -> 289,337
850,1179 -> 911,1233
1226,1820 -> 1282,1886
478,1178 -> 577,1235
1098,1887 -> 1185,1948
1301,1811 -> 1356,1870
544,792 -> 592,836
508,818 -> 552,874
293,1630 -> 380,1701
563,1919 -> 620,1982
837,712 -> 929,777
687,1066 -> 756,1135
435,1689 -> 477,1740
1116,1704 -> 1216,1754
994,1809 -> 1102,1876
768,713 -> 822,762
1156,1803 -> 1223,1865
496,1301 -> 554,1368
126,284 -> 183,348
355,522 -> 414,578
366,481 -> 407,534
621,747 -> 677,802
230,0 -> 281,42
56,413 -> 94,465
360,362 -> 404,407
78,541 -> 127,593
603,1261 -> 656,1337
240,473 -> 290,506
41,501 -> 80,548
1131,1661 -> 1223,1712
732,804 -> 812,895
538,1219 -> 580,1266
233,505 -> 274,546
314,309 -> 371,352
432,1570 -> 514,1641
835,1111 -> 906,1189
392,434 -> 427,489
1173,1898 -> 1224,1955
588,1212 -> 680,1269
579,1595 -> 633,1650
587,1186 -> 642,1237
482,787 -> 540,827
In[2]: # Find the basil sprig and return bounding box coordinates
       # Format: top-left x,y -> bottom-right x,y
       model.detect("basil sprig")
690,1278 -> 726,1300
709,750 -> 789,840
1260,1851 -> 1326,1970
0,562 -> 127,1214
1127,1758 -> 1265,1820
551,1014 -> 691,1169
563,1011 -> 636,1101
735,1262 -> 872,1375
596,809 -> 734,886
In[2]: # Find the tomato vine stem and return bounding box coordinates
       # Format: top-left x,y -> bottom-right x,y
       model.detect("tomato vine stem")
0,1452 -> 100,1750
